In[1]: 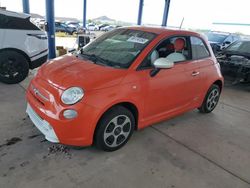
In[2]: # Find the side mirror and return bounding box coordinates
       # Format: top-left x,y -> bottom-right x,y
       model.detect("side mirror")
153,58 -> 174,69
44,22 -> 49,32
224,41 -> 231,45
150,58 -> 174,77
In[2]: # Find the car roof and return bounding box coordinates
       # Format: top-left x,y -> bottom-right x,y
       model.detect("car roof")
0,9 -> 30,19
123,26 -> 202,36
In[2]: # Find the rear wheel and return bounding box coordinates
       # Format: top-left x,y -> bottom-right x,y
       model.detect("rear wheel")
95,106 -> 135,152
0,50 -> 29,84
198,84 -> 221,113
72,31 -> 77,36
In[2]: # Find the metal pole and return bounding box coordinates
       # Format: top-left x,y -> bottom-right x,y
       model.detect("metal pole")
162,0 -> 171,27
137,0 -> 144,25
83,0 -> 87,28
22,0 -> 30,14
45,0 -> 56,59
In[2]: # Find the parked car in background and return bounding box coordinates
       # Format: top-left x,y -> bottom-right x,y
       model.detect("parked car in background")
55,21 -> 77,35
206,32 -> 241,54
98,23 -> 109,30
100,25 -> 115,32
217,40 -> 250,83
64,21 -> 86,34
65,21 -> 80,28
86,23 -> 99,31
26,27 -> 223,151
0,9 -> 48,84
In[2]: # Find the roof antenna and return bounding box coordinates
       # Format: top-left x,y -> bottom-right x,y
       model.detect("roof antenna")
179,17 -> 184,29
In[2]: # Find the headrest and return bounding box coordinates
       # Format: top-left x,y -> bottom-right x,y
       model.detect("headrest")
166,43 -> 174,51
174,38 -> 185,51
150,50 -> 159,64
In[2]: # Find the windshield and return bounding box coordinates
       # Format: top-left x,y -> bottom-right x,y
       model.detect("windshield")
79,29 -> 156,69
207,33 -> 228,43
225,41 -> 250,54
61,23 -> 68,27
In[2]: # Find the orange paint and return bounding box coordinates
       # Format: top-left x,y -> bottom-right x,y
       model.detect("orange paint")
26,27 -> 223,146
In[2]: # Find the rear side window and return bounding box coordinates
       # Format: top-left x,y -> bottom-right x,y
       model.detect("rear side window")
0,14 -> 39,30
191,37 -> 210,59
0,14 -> 9,28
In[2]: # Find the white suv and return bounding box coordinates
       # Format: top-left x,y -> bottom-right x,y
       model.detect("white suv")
0,9 -> 48,84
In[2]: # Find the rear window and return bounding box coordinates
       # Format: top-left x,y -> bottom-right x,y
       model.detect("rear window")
207,33 -> 227,43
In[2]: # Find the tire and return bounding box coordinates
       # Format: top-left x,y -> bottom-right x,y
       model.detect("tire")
94,106 -> 135,152
198,84 -> 221,113
0,50 -> 29,84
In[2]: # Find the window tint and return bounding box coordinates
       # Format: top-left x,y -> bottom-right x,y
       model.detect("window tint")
226,41 -> 250,54
191,37 -> 210,59
0,14 -> 39,30
81,29 -> 156,69
139,36 -> 191,69
0,14 -> 9,28
225,35 -> 233,43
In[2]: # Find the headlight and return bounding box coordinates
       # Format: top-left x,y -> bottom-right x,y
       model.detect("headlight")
61,87 -> 84,105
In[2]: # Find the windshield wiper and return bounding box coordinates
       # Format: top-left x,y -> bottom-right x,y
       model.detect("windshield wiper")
80,51 -> 120,68
79,52 -> 97,62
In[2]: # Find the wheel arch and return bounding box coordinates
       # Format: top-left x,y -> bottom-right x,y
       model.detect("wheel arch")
93,101 -> 139,143
0,48 -> 31,67
96,101 -> 139,130
212,79 -> 223,92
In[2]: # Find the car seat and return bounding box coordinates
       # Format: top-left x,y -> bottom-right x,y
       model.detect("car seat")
150,50 -> 159,65
166,38 -> 186,62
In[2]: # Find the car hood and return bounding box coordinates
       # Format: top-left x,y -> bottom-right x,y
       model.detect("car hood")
38,54 -> 127,91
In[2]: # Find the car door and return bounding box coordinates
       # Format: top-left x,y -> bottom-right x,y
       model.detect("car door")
138,36 -> 203,123
190,36 -> 214,99
55,22 -> 60,32
57,23 -> 65,32
0,13 -> 8,48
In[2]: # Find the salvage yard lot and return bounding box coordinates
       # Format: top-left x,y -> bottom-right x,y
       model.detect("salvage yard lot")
0,76 -> 250,188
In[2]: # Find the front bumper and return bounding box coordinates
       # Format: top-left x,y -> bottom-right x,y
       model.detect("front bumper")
26,79 -> 101,146
26,103 -> 59,143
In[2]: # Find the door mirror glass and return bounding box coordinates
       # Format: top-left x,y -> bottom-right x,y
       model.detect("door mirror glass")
153,58 -> 174,69
44,22 -> 49,32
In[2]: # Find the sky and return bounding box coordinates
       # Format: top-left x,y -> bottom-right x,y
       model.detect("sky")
1,0 -> 250,34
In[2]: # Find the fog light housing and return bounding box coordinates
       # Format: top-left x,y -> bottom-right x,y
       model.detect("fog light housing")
63,109 -> 78,119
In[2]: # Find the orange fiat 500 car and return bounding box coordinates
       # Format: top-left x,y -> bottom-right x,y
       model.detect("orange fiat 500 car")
26,27 -> 223,151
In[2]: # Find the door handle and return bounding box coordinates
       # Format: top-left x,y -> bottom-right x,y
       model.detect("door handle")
192,71 -> 200,76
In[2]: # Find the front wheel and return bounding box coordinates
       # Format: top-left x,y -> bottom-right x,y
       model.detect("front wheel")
94,106 -> 135,152
0,50 -> 29,84
198,84 -> 221,113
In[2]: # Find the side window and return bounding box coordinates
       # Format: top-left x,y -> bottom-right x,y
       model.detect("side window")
225,35 -> 233,43
232,36 -> 239,43
190,37 -> 210,59
0,14 -> 39,30
0,14 -> 10,28
138,36 -> 192,70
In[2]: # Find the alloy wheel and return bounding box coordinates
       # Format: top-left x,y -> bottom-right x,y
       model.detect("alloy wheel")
103,115 -> 131,148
